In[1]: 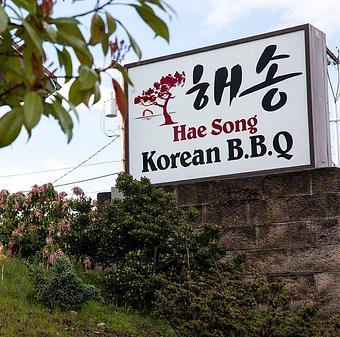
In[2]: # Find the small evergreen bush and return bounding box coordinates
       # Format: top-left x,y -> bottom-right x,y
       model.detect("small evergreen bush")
32,256 -> 102,310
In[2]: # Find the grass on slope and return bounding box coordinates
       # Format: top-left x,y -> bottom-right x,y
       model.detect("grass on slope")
0,257 -> 174,337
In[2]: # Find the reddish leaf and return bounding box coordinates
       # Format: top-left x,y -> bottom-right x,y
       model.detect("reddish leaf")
40,0 -> 53,19
112,78 -> 127,121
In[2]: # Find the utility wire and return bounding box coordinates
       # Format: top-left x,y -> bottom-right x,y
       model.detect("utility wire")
52,135 -> 120,184
54,172 -> 120,188
85,190 -> 111,194
0,160 -> 122,179
20,172 -> 120,192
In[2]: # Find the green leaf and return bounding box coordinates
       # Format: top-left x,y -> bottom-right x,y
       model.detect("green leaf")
57,30 -> 93,66
49,17 -> 80,26
57,47 -> 73,83
144,0 -> 177,16
0,6 -> 9,33
42,21 -> 57,42
69,67 -> 99,108
80,91 -> 92,107
93,82 -> 101,105
133,3 -> 169,42
22,19 -> 43,57
69,79 -> 82,107
74,48 -> 93,67
115,63 -> 133,86
116,19 -> 142,59
42,102 -> 55,117
12,0 -> 36,13
23,91 -> 43,132
22,48 -> 35,85
56,30 -> 85,51
102,33 -> 109,56
52,101 -> 73,142
0,107 -> 23,147
53,18 -> 88,64
143,0 -> 166,10
126,31 -> 142,59
78,65 -> 98,91
50,17 -> 84,41
90,14 -> 105,46
106,11 -> 116,35
0,57 -> 22,84
54,92 -> 79,121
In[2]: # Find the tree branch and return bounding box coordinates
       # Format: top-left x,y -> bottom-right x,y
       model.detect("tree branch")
72,0 -> 115,18
8,22 -> 23,29
53,75 -> 78,79
0,53 -> 22,57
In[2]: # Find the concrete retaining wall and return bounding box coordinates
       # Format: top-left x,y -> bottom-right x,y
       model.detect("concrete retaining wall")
163,168 -> 340,311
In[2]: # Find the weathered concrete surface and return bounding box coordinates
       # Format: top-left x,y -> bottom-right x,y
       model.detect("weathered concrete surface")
164,168 -> 340,312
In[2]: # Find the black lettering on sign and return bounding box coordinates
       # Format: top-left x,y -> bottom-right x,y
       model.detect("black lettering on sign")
142,148 -> 222,172
227,138 -> 243,161
206,147 -> 221,164
180,151 -> 192,167
192,149 -> 205,166
273,131 -> 293,159
250,135 -> 267,158
142,151 -> 157,172
157,155 -> 170,170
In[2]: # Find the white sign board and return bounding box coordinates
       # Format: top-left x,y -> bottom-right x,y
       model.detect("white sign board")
126,24 -> 330,184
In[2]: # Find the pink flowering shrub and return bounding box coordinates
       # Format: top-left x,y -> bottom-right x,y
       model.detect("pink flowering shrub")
72,186 -> 85,197
0,184 -> 96,263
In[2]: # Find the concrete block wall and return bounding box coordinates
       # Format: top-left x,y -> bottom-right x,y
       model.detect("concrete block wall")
163,168 -> 340,311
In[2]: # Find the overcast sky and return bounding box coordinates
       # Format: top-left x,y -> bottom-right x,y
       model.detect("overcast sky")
1,0 -> 340,197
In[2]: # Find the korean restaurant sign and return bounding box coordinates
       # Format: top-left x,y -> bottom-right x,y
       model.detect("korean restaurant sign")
125,24 -> 331,185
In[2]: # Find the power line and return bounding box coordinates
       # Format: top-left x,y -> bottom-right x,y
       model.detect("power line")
85,190 -> 111,194
52,135 -> 120,184
20,172 -> 120,192
54,172 -> 120,188
0,160 -> 122,179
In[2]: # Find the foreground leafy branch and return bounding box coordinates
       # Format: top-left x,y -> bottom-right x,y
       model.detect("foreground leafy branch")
0,0 -> 173,146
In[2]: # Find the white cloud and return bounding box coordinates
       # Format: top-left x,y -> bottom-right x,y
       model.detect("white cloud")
205,0 -> 340,36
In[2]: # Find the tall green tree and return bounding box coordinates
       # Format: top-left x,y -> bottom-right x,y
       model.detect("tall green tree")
0,0 -> 172,147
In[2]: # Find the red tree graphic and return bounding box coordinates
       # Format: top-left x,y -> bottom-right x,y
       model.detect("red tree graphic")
134,71 -> 186,125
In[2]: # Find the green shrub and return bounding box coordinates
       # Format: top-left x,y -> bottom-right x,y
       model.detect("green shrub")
155,258 -> 340,337
62,197 -> 98,261
95,174 -> 226,310
31,256 -> 102,310
103,250 -> 157,309
95,173 -> 184,265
